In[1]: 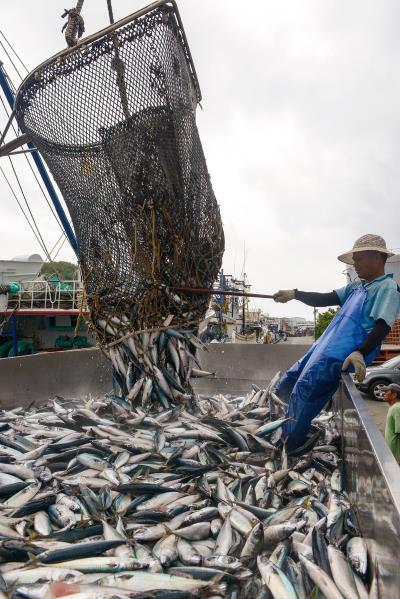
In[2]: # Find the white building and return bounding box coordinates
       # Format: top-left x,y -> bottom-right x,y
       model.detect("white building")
288,316 -> 307,329
386,255 -> 400,285
0,254 -> 43,285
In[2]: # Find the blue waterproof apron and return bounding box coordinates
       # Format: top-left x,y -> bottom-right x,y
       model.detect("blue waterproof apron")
275,286 -> 381,450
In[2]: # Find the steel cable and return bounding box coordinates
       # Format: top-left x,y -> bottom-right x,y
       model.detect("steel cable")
0,30 -> 29,73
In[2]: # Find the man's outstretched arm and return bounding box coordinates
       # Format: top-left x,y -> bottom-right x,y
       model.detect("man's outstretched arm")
273,289 -> 340,307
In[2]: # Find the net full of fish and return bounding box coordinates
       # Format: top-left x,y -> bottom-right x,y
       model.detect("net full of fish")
0,382 -> 374,599
14,0 -> 225,415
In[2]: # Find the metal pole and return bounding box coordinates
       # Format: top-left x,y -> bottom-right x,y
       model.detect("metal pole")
242,296 -> 245,334
172,286 -> 274,300
0,65 -> 78,255
107,0 -> 115,24
11,314 -> 17,355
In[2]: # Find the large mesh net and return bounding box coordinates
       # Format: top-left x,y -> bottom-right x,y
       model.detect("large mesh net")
14,1 -> 224,343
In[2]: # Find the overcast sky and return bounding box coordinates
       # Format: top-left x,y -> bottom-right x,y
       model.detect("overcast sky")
0,1 -> 399,320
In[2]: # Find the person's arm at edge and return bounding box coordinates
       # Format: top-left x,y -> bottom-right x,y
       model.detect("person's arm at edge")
294,290 -> 341,308
357,319 -> 391,356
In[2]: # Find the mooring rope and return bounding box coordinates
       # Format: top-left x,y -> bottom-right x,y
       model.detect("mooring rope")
62,0 -> 85,47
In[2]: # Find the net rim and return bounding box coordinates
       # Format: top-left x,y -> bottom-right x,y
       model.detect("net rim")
14,0 -> 201,107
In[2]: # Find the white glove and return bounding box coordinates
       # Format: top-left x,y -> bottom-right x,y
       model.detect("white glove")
273,289 -> 295,303
342,351 -> 366,382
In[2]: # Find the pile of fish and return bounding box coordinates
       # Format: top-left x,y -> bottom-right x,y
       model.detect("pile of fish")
0,382 -> 375,599
98,314 -> 212,408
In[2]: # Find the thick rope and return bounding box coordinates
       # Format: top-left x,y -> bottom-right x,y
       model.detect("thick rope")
62,0 -> 85,47
110,33 -> 130,120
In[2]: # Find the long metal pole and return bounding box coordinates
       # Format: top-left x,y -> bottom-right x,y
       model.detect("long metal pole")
173,286 -> 274,300
0,65 -> 78,254
107,0 -> 115,23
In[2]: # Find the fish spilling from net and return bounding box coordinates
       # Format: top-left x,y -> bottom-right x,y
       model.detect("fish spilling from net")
0,382 -> 373,599
97,311 -> 214,409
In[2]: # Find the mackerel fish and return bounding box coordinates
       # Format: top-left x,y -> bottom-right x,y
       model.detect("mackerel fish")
0,372 -> 373,598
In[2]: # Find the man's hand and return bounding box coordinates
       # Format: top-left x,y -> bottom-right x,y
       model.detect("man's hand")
273,289 -> 295,303
342,351 -> 366,382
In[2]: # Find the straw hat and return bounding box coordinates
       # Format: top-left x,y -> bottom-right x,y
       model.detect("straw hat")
338,234 -> 395,265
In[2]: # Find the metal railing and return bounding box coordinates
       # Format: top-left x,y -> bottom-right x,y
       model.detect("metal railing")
334,375 -> 400,598
5,280 -> 86,311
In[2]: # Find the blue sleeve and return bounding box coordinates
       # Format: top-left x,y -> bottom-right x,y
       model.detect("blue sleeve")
369,283 -> 400,328
334,283 -> 353,306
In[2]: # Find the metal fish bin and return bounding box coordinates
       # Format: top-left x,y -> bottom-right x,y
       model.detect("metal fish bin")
0,344 -> 399,597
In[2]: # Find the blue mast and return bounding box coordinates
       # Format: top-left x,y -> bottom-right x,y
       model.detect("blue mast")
0,64 -> 78,255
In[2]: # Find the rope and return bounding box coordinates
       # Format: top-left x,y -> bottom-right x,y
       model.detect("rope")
110,33 -> 130,119
6,158 -> 65,282
1,164 -> 66,281
106,0 -> 129,119
74,284 -> 87,337
62,0 -> 85,48
0,38 -> 24,81
0,165 -> 49,258
0,30 -> 29,74
0,89 -> 71,242
7,157 -> 56,267
50,233 -> 68,260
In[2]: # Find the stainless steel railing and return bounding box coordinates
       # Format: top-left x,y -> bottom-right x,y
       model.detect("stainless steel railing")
335,375 -> 400,598
5,280 -> 86,311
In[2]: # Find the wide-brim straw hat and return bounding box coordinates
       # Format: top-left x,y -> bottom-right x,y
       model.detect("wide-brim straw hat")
338,234 -> 395,265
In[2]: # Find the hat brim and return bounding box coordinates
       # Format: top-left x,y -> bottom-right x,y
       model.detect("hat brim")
381,385 -> 400,397
338,246 -> 396,265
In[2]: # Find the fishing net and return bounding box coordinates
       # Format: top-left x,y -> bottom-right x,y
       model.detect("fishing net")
14,1 -> 224,344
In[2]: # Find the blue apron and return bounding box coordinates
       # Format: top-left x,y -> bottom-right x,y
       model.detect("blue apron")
275,286 -> 381,450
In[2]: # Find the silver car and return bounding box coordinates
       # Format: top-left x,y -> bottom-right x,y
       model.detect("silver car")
355,354 -> 400,400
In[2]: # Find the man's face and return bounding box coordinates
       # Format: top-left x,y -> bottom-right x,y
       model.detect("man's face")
384,389 -> 400,404
352,251 -> 383,280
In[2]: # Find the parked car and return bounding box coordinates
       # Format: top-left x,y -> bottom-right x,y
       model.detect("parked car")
355,354 -> 400,401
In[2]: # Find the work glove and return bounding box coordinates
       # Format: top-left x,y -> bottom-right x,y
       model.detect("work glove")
273,289 -> 295,303
342,350 -> 366,383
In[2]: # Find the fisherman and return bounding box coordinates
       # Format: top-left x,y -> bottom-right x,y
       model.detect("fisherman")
383,383 -> 400,463
272,234 -> 400,451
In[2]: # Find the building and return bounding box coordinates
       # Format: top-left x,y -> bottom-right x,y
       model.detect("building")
0,254 -> 44,284
287,316 -> 307,329
383,255 -> 400,345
